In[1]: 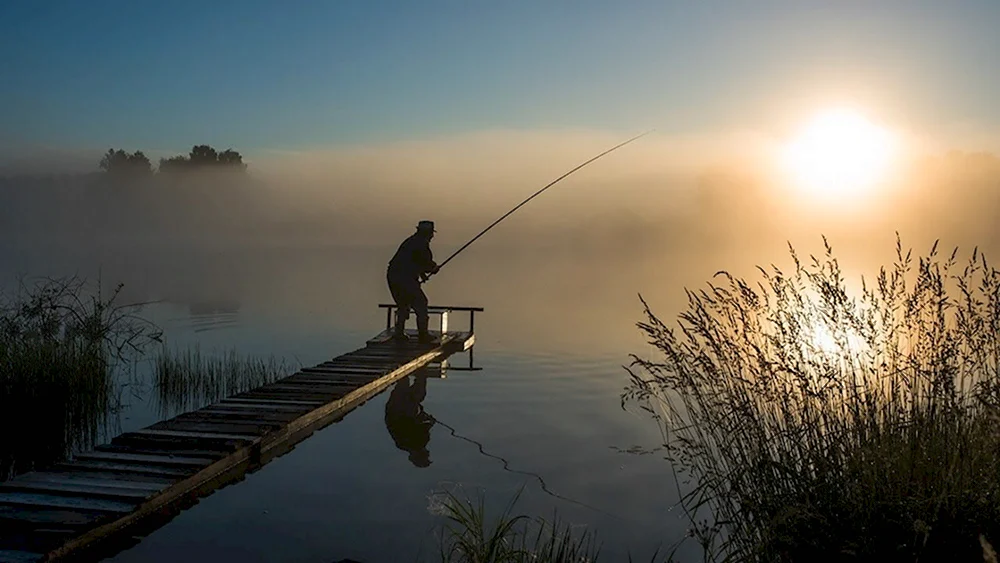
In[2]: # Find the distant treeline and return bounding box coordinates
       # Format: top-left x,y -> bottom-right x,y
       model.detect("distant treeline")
99,144 -> 247,176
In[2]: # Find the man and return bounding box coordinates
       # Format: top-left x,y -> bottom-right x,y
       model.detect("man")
387,220 -> 439,343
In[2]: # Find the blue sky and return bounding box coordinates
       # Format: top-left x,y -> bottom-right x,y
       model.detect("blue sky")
2,1 -> 999,155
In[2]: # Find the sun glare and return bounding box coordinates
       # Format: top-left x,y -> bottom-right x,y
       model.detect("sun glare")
782,108 -> 895,199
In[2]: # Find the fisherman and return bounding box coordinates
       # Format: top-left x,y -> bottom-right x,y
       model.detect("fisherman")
387,220 -> 439,343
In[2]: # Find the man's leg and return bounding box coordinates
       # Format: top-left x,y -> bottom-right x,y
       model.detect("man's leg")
387,274 -> 411,339
413,286 -> 431,342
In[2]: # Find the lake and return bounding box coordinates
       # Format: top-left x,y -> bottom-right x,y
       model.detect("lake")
1,241 -> 709,562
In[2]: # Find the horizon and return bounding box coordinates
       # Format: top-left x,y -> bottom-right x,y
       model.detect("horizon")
3,1 -> 1000,176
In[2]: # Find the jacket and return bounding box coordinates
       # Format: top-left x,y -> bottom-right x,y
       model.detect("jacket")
388,233 -> 435,280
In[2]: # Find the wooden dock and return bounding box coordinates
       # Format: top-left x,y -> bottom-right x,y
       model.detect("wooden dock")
0,306 -> 479,563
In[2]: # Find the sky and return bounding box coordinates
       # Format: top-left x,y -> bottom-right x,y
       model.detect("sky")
2,0 -> 1000,165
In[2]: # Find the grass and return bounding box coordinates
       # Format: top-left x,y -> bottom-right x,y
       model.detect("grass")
153,345 -> 295,415
0,276 -> 161,480
623,234 -> 1000,562
432,486 -> 603,563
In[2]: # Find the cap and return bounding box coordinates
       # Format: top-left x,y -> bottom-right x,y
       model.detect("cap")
417,220 -> 435,232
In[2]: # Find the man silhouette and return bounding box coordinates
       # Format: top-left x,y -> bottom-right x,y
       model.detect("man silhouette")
387,220 -> 439,343
384,373 -> 436,468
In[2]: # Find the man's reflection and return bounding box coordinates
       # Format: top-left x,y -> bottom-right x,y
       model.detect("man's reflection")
385,372 -> 436,467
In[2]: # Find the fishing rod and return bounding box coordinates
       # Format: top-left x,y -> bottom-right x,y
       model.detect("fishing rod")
426,129 -> 654,280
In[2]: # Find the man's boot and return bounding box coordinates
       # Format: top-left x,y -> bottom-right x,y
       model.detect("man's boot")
391,307 -> 410,341
416,315 -> 433,344
392,326 -> 409,342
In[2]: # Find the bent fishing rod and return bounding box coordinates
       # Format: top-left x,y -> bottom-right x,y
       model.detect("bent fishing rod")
424,129 -> 654,281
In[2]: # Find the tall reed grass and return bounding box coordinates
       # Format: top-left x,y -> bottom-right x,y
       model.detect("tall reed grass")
432,486 -> 602,563
153,346 -> 294,415
0,276 -> 161,480
624,235 -> 1000,561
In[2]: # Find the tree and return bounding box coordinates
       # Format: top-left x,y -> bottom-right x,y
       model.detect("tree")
217,149 -> 247,170
98,149 -> 152,177
157,155 -> 189,174
188,144 -> 219,166
156,145 -> 247,174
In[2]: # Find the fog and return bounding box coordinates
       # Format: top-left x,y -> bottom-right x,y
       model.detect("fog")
2,129 -> 999,355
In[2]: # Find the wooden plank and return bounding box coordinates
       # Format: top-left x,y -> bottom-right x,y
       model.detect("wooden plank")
231,394 -> 343,405
72,452 -> 216,469
0,493 -> 137,514
191,407 -> 311,420
122,428 -> 260,445
0,505 -> 106,527
288,370 -> 376,378
43,437 -> 257,561
316,360 -> 399,368
275,380 -> 369,389
233,392 -> 338,403
149,420 -> 276,436
13,473 -> 171,491
202,401 -> 313,412
179,410 -> 303,424
0,550 -> 44,563
52,462 -> 194,479
318,359 -> 401,366
340,352 -> 419,360
0,482 -> 153,502
94,444 -> 230,461
107,434 -> 242,454
285,373 -> 376,382
249,387 -> 351,398
302,367 -> 392,375
261,382 -> 359,394
221,397 -> 324,407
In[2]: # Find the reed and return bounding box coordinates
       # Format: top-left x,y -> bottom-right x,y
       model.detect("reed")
153,345 -> 294,415
0,276 -> 160,480
433,486 -> 602,563
624,234 -> 1000,561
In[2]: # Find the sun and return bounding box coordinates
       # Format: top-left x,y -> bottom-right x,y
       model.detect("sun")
782,108 -> 895,198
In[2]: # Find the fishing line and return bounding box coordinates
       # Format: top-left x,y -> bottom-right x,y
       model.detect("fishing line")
426,130 -> 654,279
430,414 -> 626,521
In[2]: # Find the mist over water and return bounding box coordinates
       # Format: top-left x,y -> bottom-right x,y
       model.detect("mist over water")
3,135 -> 1000,559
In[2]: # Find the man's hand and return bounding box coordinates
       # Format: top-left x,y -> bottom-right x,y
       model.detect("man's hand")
429,264 -> 440,275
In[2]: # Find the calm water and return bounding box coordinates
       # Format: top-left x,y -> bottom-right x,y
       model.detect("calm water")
2,243 -> 701,562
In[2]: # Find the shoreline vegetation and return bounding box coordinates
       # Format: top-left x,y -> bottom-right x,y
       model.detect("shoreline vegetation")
0,275 -> 292,480
625,235 -> 1000,561
0,276 -> 161,480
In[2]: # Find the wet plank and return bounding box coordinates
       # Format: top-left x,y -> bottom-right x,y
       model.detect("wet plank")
0,504 -> 107,527
13,473 -> 171,492
314,363 -> 398,371
0,493 -> 137,514
72,452 -> 216,469
52,462 -> 195,479
0,481 -> 153,503
285,374 -> 375,383
149,420 -> 278,436
106,434 -> 242,455
94,444 -> 230,461
202,401 -> 313,412
222,397 -> 325,406
128,429 -> 260,442
179,410 -> 303,424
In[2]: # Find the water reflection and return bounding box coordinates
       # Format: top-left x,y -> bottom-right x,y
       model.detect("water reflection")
385,371 -> 436,468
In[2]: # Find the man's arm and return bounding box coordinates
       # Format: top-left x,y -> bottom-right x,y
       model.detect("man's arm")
418,241 -> 439,275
